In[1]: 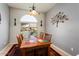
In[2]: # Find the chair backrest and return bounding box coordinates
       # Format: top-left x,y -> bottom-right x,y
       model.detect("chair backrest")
39,32 -> 45,39
20,34 -> 24,40
16,34 -> 23,47
43,33 -> 52,42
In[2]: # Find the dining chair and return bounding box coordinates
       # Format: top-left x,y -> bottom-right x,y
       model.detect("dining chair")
16,34 -> 24,47
20,34 -> 24,40
39,32 -> 45,39
16,34 -> 24,56
43,33 -> 52,42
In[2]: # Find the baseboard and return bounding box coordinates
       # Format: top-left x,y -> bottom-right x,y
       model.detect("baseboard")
0,43 -> 13,56
50,44 -> 72,56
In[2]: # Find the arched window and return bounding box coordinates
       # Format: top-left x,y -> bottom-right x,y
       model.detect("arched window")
21,15 -> 37,23
20,15 -> 37,32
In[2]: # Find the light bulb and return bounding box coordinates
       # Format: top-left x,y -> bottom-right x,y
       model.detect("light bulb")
29,10 -> 38,16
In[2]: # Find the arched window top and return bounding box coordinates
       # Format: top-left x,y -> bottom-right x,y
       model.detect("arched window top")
20,15 -> 37,23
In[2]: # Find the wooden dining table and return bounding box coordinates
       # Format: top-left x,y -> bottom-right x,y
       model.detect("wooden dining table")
20,40 -> 51,56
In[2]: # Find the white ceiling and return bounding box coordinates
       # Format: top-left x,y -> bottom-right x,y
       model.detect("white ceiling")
8,3 -> 55,13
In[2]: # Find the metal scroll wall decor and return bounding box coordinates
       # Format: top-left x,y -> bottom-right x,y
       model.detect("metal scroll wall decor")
51,12 -> 69,27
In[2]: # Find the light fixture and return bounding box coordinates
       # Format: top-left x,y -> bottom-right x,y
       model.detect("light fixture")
51,12 -> 69,27
40,20 -> 42,27
0,13 -> 1,24
14,18 -> 16,26
28,3 -> 39,16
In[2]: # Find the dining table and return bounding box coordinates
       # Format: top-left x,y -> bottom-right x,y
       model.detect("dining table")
20,38 -> 51,56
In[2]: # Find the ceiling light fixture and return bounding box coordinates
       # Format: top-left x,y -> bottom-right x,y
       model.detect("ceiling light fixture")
28,3 -> 39,16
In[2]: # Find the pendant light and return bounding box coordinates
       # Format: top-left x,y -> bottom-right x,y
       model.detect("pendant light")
29,3 -> 39,16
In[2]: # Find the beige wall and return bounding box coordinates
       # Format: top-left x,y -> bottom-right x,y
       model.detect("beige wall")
46,3 -> 79,56
9,7 -> 45,43
0,4 -> 9,51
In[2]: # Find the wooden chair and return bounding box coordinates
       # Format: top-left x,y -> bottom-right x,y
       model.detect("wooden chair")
16,34 -> 23,47
16,34 -> 25,56
20,34 -> 24,40
39,32 -> 45,39
43,33 -> 52,42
